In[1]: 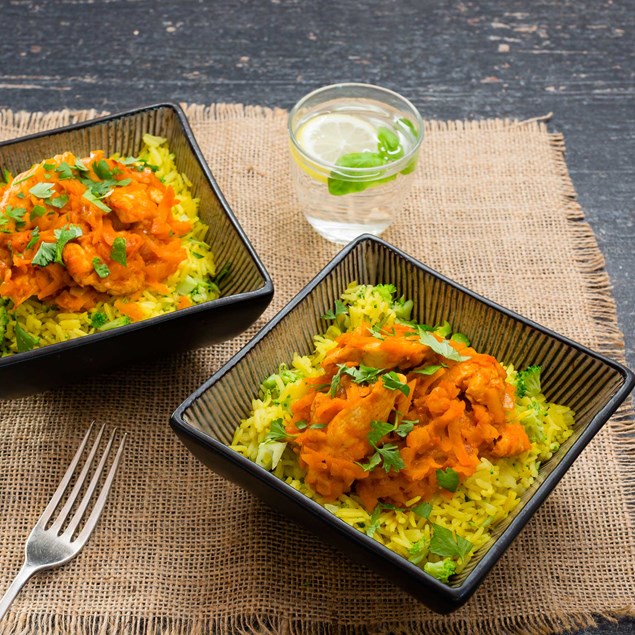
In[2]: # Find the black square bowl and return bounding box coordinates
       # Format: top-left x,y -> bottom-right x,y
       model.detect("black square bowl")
170,235 -> 633,614
0,103 -> 273,398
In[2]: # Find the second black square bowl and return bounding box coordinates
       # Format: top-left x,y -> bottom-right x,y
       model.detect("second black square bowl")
170,234 -> 633,613
0,103 -> 273,398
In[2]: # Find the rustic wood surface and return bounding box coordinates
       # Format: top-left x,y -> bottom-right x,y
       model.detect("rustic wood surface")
0,1 -> 633,633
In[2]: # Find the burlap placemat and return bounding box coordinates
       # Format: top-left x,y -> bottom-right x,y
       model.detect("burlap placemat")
0,104 -> 633,635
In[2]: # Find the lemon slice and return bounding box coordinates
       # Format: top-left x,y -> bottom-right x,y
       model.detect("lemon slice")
294,113 -> 378,166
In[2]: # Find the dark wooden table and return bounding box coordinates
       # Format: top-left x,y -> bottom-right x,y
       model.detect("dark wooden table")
1,1 -> 633,633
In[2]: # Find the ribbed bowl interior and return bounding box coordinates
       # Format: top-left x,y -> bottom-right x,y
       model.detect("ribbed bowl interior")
180,237 -> 628,588
0,104 -> 266,297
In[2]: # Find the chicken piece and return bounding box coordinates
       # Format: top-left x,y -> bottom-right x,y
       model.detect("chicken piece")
63,242 -> 145,296
293,377 -> 403,500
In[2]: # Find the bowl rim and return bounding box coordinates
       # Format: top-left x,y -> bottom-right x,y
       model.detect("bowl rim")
170,233 -> 634,607
0,101 -> 274,367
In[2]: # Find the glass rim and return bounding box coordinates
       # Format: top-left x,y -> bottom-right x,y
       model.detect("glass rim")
288,82 -> 424,174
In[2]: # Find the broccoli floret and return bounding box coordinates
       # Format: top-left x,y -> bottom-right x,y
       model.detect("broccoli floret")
519,400 -> 547,442
374,283 -> 397,303
89,311 -> 108,329
97,316 -> 131,332
516,365 -> 542,398
424,558 -> 457,583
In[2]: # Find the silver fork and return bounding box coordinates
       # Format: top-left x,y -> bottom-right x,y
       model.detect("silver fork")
0,424 -> 126,620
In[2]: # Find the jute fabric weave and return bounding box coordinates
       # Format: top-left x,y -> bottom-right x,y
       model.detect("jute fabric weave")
0,104 -> 633,635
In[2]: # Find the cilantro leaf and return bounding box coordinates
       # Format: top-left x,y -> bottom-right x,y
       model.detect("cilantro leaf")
394,419 -> 415,437
412,502 -> 432,519
54,162 -> 74,180
75,159 -> 89,172
344,364 -> 383,385
26,227 -> 40,250
110,236 -> 127,266
429,524 -> 473,561
30,204 -> 46,220
4,205 -> 27,228
31,241 -> 57,267
329,364 -> 347,397
450,332 -> 471,346
322,299 -> 347,320
82,189 -> 111,213
436,467 -> 459,492
29,182 -> 55,199
418,329 -> 470,362
15,323 -> 39,352
358,452 -> 382,472
93,159 -> 115,180
49,194 -> 69,209
367,420 -> 395,447
414,364 -> 445,375
53,224 -> 83,264
366,505 -> 382,538
266,418 -> 293,442
92,257 -> 110,278
376,443 -> 405,473
382,371 -> 410,396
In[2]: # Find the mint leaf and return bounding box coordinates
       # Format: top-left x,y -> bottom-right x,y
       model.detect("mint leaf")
327,152 -> 387,196
110,236 -> 127,266
436,467 -> 459,492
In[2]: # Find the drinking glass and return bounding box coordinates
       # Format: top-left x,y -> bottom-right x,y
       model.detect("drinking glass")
288,83 -> 423,244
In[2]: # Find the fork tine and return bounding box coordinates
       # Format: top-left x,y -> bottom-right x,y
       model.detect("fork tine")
47,424 -> 105,534
37,422 -> 96,529
61,429 -> 116,541
73,433 -> 126,548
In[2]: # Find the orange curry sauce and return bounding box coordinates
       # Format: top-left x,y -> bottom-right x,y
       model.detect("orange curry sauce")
0,152 -> 192,317
285,322 -> 531,511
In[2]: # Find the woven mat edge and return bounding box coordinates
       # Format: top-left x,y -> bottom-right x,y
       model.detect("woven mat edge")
0,104 -> 633,635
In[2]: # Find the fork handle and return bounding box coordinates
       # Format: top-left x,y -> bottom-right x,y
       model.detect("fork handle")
0,562 -> 37,621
